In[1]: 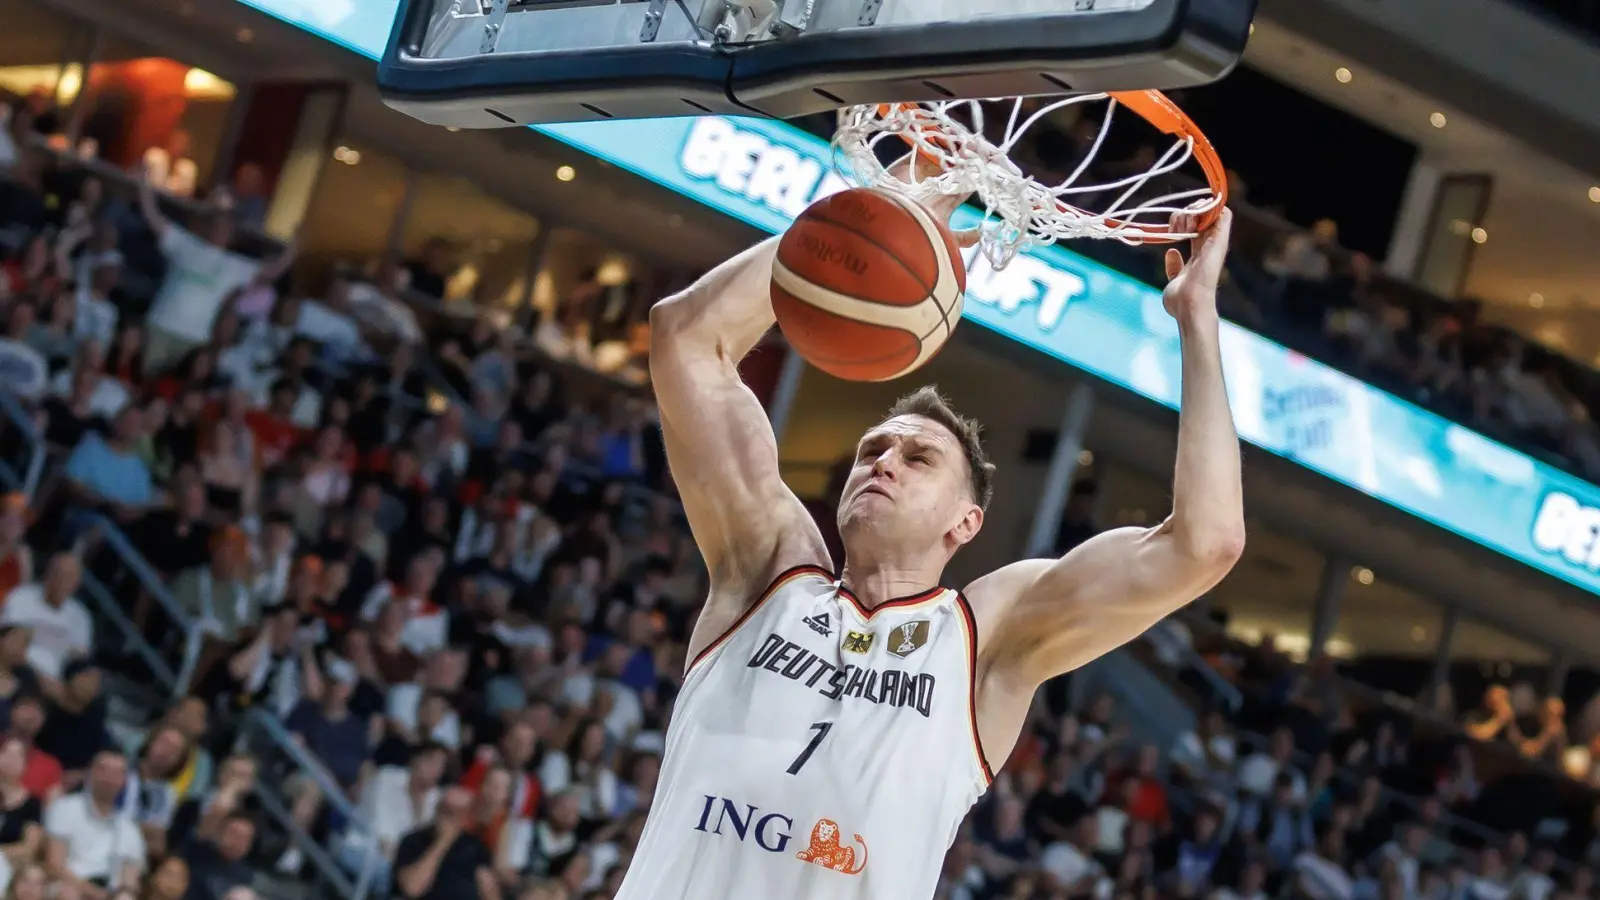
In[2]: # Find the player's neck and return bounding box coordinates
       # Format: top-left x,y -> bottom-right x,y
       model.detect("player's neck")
836,557 -> 943,610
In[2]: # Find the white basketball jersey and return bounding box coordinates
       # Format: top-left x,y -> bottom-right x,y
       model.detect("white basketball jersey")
614,565 -> 993,900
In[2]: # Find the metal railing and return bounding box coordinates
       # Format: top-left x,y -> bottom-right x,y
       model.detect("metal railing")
237,710 -> 380,900
77,515 -> 201,696
0,390 -> 46,499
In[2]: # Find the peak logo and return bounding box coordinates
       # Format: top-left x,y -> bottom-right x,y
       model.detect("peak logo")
692,796 -> 867,875
1531,492 -> 1600,571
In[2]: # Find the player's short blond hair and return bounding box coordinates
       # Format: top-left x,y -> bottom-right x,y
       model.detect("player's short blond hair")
883,385 -> 995,511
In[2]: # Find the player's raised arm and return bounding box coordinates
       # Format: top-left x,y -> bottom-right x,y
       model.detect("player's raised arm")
967,208 -> 1245,687
649,239 -> 827,599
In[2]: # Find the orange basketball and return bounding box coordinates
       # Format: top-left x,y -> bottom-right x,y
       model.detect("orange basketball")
771,187 -> 967,382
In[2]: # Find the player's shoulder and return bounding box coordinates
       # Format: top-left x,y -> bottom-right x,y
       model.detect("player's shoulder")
961,558 -> 1053,610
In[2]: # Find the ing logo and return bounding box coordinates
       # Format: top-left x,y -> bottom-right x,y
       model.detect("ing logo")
692,796 -> 868,875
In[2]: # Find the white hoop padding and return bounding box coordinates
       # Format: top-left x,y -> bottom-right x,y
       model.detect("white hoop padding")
833,94 -> 1223,270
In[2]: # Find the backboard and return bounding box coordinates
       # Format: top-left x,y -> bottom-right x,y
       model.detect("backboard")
378,0 -> 1257,128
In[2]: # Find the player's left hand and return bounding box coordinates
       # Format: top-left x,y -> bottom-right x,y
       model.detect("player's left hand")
1162,207 -> 1233,320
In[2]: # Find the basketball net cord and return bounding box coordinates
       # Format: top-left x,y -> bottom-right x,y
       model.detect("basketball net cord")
833,94 -> 1223,270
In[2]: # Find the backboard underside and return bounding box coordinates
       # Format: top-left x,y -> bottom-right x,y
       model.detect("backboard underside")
378,0 -> 1257,128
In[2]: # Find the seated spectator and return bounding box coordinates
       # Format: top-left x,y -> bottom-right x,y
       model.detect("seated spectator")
1038,814 -> 1110,899
360,552 -> 450,657
0,625 -> 38,725
337,742 -> 447,894
144,857 -> 191,900
0,553 -> 91,686
6,693 -> 60,799
276,658 -> 369,873
179,812 -> 255,900
43,751 -> 145,895
1465,685 -> 1521,747
167,755 -> 257,853
34,659 -> 110,782
168,528 -> 256,645
1236,727 -> 1305,801
120,725 -> 187,857
132,479 -> 213,578
394,786 -> 495,900
0,494 -> 33,598
158,698 -> 214,803
62,407 -> 153,527
0,736 -> 42,860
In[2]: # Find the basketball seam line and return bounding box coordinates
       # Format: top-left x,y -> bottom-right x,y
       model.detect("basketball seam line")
796,207 -> 941,303
771,280 -> 924,367
882,192 -> 962,339
771,261 -> 959,369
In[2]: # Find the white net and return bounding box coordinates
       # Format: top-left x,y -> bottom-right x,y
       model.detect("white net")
833,93 -> 1224,270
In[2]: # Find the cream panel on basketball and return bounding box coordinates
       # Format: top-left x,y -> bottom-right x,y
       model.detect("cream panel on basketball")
771,191 -> 965,380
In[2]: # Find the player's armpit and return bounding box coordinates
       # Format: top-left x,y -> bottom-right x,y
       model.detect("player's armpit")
648,242 -> 827,594
966,520 -> 1242,687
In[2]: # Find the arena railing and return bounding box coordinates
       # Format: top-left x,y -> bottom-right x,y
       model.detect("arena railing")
75,515 -> 203,696
1181,609 -> 1590,871
1234,726 -> 1552,873
0,407 -> 183,697
0,392 -> 45,500
237,709 -> 381,900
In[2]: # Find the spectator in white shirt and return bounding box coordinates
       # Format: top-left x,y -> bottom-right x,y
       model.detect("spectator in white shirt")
337,744 -> 447,894
43,751 -> 146,896
1236,727 -> 1306,802
1039,815 -> 1112,900
0,552 -> 93,686
135,173 -> 295,376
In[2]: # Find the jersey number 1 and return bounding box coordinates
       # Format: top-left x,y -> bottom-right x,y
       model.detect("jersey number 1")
787,721 -> 833,775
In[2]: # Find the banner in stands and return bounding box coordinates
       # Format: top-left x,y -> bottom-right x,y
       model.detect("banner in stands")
233,0 -> 1600,596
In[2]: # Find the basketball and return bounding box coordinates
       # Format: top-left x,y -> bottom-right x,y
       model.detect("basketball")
771,187 -> 967,383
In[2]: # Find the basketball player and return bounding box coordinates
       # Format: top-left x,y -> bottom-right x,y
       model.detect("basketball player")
616,189 -> 1243,898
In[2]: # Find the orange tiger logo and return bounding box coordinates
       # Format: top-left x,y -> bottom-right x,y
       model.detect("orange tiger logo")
795,818 -> 868,875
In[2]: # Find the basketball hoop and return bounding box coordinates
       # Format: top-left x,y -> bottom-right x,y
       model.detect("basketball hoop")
833,90 -> 1228,269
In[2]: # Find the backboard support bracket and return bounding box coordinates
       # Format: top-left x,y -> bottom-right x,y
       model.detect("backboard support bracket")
639,0 -> 670,42
478,0 -> 509,54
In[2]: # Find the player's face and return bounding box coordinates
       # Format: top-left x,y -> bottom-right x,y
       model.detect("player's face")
838,415 -> 982,551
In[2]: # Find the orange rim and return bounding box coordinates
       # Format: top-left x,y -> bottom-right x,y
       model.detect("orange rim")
878,89 -> 1228,244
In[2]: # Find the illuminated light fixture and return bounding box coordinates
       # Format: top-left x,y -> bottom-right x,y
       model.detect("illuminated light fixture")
1351,566 -> 1374,585
1589,186 -> 1600,203
446,126 -> 461,133
1471,227 -> 1487,244
1429,111 -> 1447,128
332,146 -> 361,165
556,165 -> 577,182
1530,292 -> 1545,308
182,68 -> 235,100
1077,449 -> 1094,466
1334,67 -> 1353,84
